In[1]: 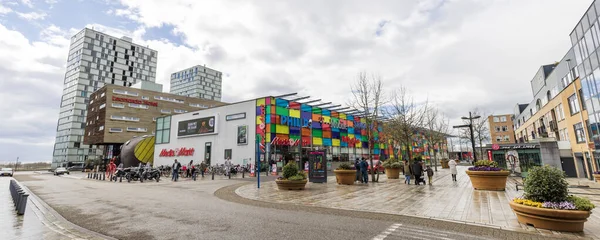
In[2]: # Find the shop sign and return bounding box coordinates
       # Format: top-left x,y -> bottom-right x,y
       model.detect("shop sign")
112,96 -> 158,107
270,137 -> 309,146
492,144 -> 500,150
159,147 -> 195,157
497,144 -> 539,150
177,116 -> 216,137
226,113 -> 246,121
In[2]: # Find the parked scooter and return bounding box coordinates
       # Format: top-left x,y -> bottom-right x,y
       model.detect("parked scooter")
142,167 -> 161,182
125,167 -> 144,183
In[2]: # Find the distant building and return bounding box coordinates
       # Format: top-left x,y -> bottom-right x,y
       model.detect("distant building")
170,65 -> 222,101
84,84 -> 226,159
488,114 -> 516,144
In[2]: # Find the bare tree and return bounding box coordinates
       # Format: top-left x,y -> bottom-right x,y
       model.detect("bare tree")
349,72 -> 386,182
423,107 -> 449,171
383,86 -> 428,163
459,108 -> 490,161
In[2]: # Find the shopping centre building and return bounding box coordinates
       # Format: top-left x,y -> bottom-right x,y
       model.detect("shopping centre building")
83,84 -> 226,161
153,94 -> 391,168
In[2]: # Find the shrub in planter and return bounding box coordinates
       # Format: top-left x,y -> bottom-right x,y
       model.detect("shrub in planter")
276,162 -> 307,190
334,162 -> 356,185
382,157 -> 402,179
282,162 -> 299,179
466,160 -> 509,190
510,165 -> 595,232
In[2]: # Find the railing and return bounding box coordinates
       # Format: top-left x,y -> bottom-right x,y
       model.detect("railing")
9,180 -> 29,215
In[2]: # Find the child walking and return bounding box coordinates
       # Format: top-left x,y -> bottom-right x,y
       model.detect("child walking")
426,166 -> 434,185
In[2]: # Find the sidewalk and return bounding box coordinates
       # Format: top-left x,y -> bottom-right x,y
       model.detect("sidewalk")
235,166 -> 600,239
0,175 -> 113,240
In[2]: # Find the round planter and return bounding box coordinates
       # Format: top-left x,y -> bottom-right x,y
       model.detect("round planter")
509,201 -> 591,232
385,168 -> 401,179
593,174 -> 600,183
275,179 -> 308,190
334,169 -> 356,185
465,170 -> 510,191
440,160 -> 449,169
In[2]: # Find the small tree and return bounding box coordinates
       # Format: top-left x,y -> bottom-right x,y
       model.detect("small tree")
423,107 -> 449,171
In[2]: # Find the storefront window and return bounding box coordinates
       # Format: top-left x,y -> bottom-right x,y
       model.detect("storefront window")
155,116 -> 171,144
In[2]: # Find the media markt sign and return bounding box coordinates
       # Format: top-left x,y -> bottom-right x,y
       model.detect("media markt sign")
159,147 -> 195,157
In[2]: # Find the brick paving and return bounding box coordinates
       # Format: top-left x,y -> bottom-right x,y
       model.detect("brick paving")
235,166 -> 600,239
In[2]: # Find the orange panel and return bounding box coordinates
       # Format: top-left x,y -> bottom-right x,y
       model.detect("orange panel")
312,114 -> 320,121
323,131 -> 332,138
302,128 -> 311,137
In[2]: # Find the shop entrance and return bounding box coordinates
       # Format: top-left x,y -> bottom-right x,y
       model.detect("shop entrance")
561,157 -> 577,177
205,142 -> 212,166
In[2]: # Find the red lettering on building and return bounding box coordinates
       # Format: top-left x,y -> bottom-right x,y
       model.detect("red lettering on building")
270,137 -> 309,146
112,96 -> 158,107
159,147 -> 195,157
341,136 -> 361,145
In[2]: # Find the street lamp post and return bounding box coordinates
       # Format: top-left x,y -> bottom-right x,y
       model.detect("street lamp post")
453,112 -> 481,162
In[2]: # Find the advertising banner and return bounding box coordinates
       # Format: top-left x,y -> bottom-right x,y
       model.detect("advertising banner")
178,116 -> 216,137
237,125 -> 248,145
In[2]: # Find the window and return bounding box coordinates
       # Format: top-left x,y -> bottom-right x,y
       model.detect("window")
556,104 -> 565,120
99,126 -> 104,131
578,89 -> 586,110
113,89 -> 138,96
153,117 -> 157,122
155,116 -> 171,144
111,103 -> 125,108
504,135 -> 510,142
496,136 -> 502,142
495,126 -> 501,132
568,94 -> 580,115
109,128 -> 123,133
100,92 -> 105,98
142,96 -> 149,100
574,122 -> 586,143
500,116 -> 507,122
99,103 -> 106,109
501,126 -> 508,132
174,109 -> 186,113
493,117 -> 500,122
154,96 -> 184,103
128,103 -> 149,109
127,127 -> 147,132
160,109 -> 171,114
110,115 -> 140,122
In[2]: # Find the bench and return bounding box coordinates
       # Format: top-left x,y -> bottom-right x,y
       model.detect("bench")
515,172 -> 528,191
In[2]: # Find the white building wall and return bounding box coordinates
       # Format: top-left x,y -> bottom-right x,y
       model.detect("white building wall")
154,100 -> 256,167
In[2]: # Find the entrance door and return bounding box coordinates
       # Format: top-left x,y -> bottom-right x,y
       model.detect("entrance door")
585,152 -> 594,180
561,157 -> 577,177
205,142 -> 212,166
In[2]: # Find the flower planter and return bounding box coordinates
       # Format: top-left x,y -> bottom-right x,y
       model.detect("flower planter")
593,174 -> 600,183
466,170 -> 510,191
334,169 -> 356,185
385,168 -> 401,179
440,160 -> 449,169
509,201 -> 591,232
275,179 -> 307,190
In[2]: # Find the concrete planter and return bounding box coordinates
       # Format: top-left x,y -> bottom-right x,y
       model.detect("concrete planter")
275,179 -> 307,190
593,174 -> 600,183
440,160 -> 449,169
334,169 -> 356,185
466,170 -> 510,191
509,201 -> 591,232
385,168 -> 401,179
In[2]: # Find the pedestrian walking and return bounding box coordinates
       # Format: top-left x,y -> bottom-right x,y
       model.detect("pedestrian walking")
200,161 -> 206,178
426,166 -> 434,185
411,159 -> 424,185
354,158 -> 362,183
403,160 -> 412,184
359,158 -> 369,183
187,160 -> 194,177
448,159 -> 458,181
172,159 -> 181,182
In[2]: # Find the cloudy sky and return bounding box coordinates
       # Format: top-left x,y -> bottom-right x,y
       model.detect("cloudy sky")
0,0 -> 593,163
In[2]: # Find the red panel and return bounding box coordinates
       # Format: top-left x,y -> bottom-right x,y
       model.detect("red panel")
289,102 -> 301,110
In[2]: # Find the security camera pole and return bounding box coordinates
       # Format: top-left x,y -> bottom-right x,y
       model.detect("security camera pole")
453,112 -> 481,162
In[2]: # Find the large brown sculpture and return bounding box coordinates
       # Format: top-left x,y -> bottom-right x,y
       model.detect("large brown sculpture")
119,135 -> 155,168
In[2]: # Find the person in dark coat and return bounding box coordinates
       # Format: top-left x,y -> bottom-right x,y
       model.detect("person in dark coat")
354,158 -> 362,183
411,159 -> 424,185
172,159 -> 181,182
360,158 -> 369,183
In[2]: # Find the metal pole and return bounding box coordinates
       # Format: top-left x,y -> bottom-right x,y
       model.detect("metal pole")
469,112 -> 478,161
256,136 -> 261,189
15,157 -> 19,173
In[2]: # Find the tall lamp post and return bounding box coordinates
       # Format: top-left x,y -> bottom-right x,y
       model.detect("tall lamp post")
453,112 -> 481,162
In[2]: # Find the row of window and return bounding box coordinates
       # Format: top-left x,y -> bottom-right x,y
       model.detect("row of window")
155,116 -> 171,144
495,135 -> 512,142
492,116 -> 508,122
494,126 -> 509,132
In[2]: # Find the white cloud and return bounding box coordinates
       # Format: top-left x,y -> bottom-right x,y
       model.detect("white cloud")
0,3 -> 12,14
16,11 -> 47,20
20,0 -> 33,8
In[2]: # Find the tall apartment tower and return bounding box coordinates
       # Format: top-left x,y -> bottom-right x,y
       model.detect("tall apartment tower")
170,65 -> 222,101
52,28 -> 158,168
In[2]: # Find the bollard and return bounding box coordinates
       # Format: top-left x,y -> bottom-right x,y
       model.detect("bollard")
17,194 -> 28,215
212,171 -> 214,180
229,172 -> 231,179
102,173 -> 105,181
119,176 -> 122,182
242,170 -> 245,178
16,189 -> 25,209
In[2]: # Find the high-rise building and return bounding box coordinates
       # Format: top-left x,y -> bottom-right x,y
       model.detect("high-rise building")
52,28 -> 158,168
488,114 -> 516,144
170,65 -> 222,101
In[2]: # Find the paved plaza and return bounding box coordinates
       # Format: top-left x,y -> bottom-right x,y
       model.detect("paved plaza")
236,165 -> 600,239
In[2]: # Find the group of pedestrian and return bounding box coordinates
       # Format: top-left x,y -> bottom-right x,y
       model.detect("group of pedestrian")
402,158 -> 458,185
354,158 -> 369,183
170,159 -> 208,181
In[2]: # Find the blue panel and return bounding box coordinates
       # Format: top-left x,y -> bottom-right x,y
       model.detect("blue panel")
311,121 -> 322,129
275,98 -> 289,107
265,114 -> 271,124
332,131 -> 340,139
301,104 -> 312,112
289,127 -> 301,135
374,149 -> 380,155
322,109 -> 331,116
323,138 -> 332,146
346,114 -> 353,120
341,142 -> 348,147
347,127 -> 354,134
332,127 -> 339,132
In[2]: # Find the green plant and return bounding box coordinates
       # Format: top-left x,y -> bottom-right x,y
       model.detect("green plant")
474,160 -> 499,168
337,163 -> 353,170
567,195 -> 596,211
382,157 -> 402,169
288,174 -> 305,181
282,162 -> 299,179
524,165 -> 569,203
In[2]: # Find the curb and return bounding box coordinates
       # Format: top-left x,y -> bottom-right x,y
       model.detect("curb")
215,182 -> 583,240
16,180 -> 117,240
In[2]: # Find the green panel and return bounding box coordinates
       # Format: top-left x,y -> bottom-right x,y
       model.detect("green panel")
266,106 -> 271,114
313,129 -> 322,138
276,106 -> 289,116
270,124 -> 276,133
374,143 -> 379,148
362,136 -> 368,142
312,107 -> 322,114
341,132 -> 347,137
290,135 -> 300,140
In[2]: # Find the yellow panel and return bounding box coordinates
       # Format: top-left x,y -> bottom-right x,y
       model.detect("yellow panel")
256,116 -> 264,125
355,142 -> 361,148
332,139 -> 340,147
266,133 -> 271,142
361,118 -> 366,123
276,124 -> 289,134
289,109 -> 300,118
348,134 -> 355,139
256,98 -> 265,106
134,136 -> 155,164
339,113 -> 346,119
313,137 -> 323,146
323,116 -> 330,124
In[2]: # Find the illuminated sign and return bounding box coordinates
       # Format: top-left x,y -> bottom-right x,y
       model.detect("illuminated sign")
226,113 -> 246,121
270,137 -> 310,146
112,96 -> 158,107
159,147 -> 195,157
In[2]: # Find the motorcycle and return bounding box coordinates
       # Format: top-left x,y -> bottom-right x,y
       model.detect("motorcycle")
142,167 -> 161,182
112,168 -> 127,182
126,167 -> 144,183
